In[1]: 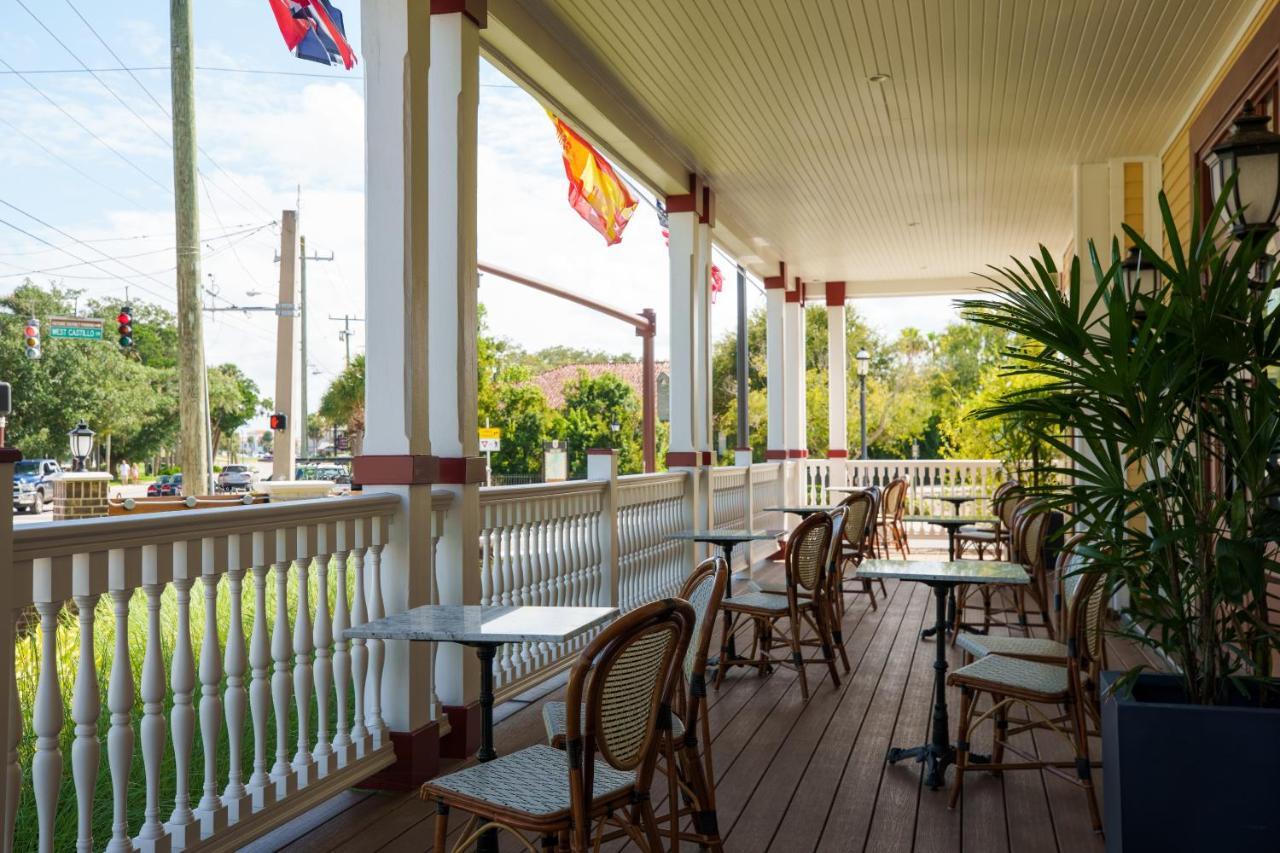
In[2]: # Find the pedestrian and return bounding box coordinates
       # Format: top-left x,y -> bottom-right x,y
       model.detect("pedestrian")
118,459 -> 129,484
130,461 -> 141,484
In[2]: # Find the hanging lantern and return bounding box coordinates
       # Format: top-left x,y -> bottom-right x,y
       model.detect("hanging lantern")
1206,101 -> 1280,241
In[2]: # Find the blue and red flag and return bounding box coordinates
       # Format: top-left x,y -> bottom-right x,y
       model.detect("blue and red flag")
267,0 -> 357,70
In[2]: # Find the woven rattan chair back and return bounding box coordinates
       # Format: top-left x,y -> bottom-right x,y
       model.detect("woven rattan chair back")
993,481 -> 1024,527
883,477 -> 908,520
839,490 -> 874,552
1065,553 -> 1108,674
863,486 -> 882,540
824,505 -> 849,573
678,556 -> 729,683
565,598 -> 694,778
1010,499 -> 1048,568
786,510 -> 834,593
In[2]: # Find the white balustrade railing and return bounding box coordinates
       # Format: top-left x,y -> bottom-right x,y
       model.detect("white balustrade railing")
8,492 -> 417,853
616,473 -> 688,610
751,462 -> 786,534
709,467 -> 748,530
478,481 -> 609,696
803,458 -> 1009,534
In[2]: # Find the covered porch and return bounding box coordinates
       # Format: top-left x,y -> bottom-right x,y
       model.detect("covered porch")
1,0 -> 1275,850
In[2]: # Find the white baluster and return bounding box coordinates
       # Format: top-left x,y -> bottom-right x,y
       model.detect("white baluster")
270,554 -> 297,797
348,545 -> 368,755
4,612 -> 20,853
196,552 -> 227,836
71,593 -> 101,853
32,600 -> 62,853
331,543 -> 352,766
363,541 -> 386,745
166,575 -> 198,846
246,553 -> 275,809
312,548 -> 333,776
223,562 -> 250,822
292,549 -> 315,786
105,589 -> 134,853
135,582 -> 167,850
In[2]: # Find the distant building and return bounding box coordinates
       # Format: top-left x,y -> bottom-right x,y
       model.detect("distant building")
530,362 -> 670,422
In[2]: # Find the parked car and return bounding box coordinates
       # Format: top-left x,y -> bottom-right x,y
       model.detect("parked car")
216,464 -> 257,492
12,458 -> 61,513
147,474 -> 181,497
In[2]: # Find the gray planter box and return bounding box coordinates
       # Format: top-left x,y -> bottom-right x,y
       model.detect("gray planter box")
1101,671 -> 1280,852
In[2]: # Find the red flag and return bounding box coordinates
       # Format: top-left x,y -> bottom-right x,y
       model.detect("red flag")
710,264 -> 724,303
550,114 -> 638,246
267,0 -> 308,49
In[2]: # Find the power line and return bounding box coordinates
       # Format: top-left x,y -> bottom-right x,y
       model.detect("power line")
0,56 -> 171,195
0,221 -> 270,257
0,114 -> 144,207
0,64 -> 521,87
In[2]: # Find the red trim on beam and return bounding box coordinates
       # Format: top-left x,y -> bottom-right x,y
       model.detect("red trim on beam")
763,262 -> 788,289
429,0 -> 487,27
827,449 -> 849,458
701,451 -> 714,466
440,703 -> 482,759
788,449 -> 808,459
358,721 -> 440,789
825,281 -> 846,306
765,449 -> 788,460
784,288 -> 802,304
437,456 -> 488,485
700,186 -> 716,227
665,174 -> 705,218
0,448 -> 21,464
666,451 -> 700,468
352,454 -> 438,486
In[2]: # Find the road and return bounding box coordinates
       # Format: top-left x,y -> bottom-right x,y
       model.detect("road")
12,460 -> 274,524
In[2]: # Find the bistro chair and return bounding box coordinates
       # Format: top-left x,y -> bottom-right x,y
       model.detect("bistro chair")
542,557 -> 729,851
946,553 -> 1109,834
954,480 -> 1023,560
950,498 -> 1055,643
833,490 -> 882,610
421,598 -> 695,853
876,477 -> 910,559
753,507 -> 852,675
714,511 -> 841,701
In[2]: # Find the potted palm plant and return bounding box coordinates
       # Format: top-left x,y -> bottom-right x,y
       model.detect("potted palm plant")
957,186 -> 1280,851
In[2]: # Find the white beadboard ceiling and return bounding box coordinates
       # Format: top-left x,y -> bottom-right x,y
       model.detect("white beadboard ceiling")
494,0 -> 1259,286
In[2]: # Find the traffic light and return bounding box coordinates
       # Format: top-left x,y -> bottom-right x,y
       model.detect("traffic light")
269,412 -> 288,431
23,318 -> 39,360
117,305 -> 133,349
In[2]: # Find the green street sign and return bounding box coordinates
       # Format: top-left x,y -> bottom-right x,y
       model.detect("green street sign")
47,317 -> 104,341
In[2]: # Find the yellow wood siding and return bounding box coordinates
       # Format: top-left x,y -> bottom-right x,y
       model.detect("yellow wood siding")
1123,161 -> 1145,247
1161,0 -> 1280,247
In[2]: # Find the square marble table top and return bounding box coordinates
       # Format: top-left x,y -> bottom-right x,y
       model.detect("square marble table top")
856,559 -> 1030,584
345,605 -> 617,644
903,515 -> 996,526
668,529 -> 782,542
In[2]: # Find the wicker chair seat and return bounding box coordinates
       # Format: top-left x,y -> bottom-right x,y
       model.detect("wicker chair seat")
720,590 -> 793,612
956,634 -> 1067,661
749,579 -> 814,598
423,743 -> 634,818
542,700 -> 684,745
956,526 -> 999,540
949,653 -> 1069,697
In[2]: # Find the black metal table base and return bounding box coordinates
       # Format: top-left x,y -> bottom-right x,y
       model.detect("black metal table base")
886,581 -> 977,791
465,643 -> 499,853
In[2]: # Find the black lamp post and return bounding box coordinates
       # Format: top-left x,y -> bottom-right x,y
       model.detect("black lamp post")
1206,101 -> 1280,285
856,348 -> 870,462
68,420 -> 95,472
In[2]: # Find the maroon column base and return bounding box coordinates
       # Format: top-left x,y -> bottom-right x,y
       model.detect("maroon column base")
439,702 -> 482,759
358,720 -> 440,790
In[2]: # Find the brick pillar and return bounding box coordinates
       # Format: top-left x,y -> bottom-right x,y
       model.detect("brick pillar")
52,472 -> 111,520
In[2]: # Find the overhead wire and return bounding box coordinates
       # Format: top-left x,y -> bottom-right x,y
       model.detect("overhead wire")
0,114 -> 145,207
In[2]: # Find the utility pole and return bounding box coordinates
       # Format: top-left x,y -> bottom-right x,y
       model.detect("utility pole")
329,313 -> 365,367
298,237 -> 332,458
273,211 -> 299,481
170,0 -> 211,496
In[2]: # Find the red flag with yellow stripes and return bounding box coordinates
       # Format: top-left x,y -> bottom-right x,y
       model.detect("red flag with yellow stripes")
550,114 -> 638,246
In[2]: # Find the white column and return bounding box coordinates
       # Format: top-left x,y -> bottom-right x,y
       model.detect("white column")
784,284 -> 807,502
694,210 -> 714,461
428,6 -> 483,722
667,202 -> 699,464
359,0 -> 433,744
825,283 -> 849,487
764,268 -> 788,462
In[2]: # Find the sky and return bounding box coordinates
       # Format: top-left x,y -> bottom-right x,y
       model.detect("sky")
0,0 -> 959,422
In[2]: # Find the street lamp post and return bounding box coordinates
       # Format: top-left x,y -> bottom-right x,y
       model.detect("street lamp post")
856,349 -> 870,466
68,420 -> 95,473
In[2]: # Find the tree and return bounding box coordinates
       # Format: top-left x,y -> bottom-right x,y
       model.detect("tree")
318,354 -> 365,453
207,363 -> 265,459
554,370 -> 643,477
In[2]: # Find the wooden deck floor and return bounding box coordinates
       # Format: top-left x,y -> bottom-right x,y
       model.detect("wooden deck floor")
250,544 -> 1158,853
